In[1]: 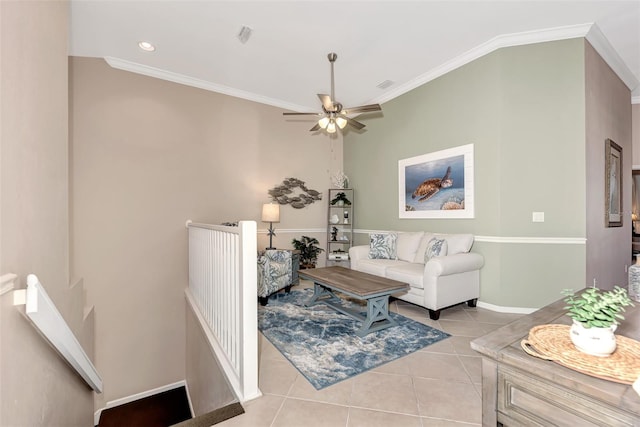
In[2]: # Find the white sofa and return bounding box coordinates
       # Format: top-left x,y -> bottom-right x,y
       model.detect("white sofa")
349,232 -> 484,320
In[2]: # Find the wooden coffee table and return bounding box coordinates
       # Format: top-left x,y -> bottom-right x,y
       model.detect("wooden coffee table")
298,266 -> 410,337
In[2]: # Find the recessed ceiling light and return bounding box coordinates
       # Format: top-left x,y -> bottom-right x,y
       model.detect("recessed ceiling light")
138,41 -> 156,52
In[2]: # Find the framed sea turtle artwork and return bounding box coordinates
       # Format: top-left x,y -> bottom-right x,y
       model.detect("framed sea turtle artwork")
398,144 -> 474,219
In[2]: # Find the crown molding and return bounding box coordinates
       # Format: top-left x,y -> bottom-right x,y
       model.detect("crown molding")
585,23 -> 639,94
103,57 -> 313,113
105,22 -> 638,110
372,23 -> 595,105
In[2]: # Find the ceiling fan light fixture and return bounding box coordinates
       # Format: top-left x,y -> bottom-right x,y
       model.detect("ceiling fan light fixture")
335,116 -> 347,129
282,52 -> 382,135
318,116 -> 330,129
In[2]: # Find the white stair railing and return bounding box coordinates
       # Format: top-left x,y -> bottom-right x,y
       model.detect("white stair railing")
185,220 -> 260,402
13,274 -> 103,393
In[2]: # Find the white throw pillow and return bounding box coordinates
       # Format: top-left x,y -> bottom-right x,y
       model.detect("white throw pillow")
425,237 -> 448,262
439,233 -> 474,255
396,232 -> 424,262
368,233 -> 398,260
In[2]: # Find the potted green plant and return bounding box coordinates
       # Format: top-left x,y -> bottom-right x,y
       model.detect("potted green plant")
291,236 -> 324,269
330,192 -> 351,206
562,286 -> 634,356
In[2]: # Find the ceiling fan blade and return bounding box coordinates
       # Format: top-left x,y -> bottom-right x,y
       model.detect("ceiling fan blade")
340,115 -> 365,130
318,94 -> 333,111
309,123 -> 321,132
283,112 -> 321,116
342,104 -> 382,115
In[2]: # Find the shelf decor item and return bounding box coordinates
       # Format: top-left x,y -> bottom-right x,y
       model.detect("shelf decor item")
562,286 -> 634,357
331,171 -> 349,189
330,192 -> 351,206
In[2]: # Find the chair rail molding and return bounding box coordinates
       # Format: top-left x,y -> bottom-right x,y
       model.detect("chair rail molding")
353,230 -> 586,245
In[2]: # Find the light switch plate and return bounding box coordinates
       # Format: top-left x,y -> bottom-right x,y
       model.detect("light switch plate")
532,212 -> 545,222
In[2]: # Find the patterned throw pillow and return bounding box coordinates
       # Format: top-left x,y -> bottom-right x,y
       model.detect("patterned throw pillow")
425,237 -> 448,262
369,233 -> 398,260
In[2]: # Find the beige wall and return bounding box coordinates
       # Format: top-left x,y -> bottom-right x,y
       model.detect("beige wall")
69,57 -> 341,406
585,41 -> 633,289
1,1 -> 95,425
185,301 -> 237,416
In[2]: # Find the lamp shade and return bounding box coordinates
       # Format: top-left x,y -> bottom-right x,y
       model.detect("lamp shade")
261,203 -> 280,223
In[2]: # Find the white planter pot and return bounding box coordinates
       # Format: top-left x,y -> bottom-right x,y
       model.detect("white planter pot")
569,320 -> 617,357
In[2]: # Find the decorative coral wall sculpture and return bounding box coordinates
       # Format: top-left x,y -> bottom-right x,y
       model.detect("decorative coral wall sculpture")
268,177 -> 322,209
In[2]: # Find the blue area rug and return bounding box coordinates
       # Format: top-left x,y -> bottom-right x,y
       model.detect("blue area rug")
258,289 -> 450,390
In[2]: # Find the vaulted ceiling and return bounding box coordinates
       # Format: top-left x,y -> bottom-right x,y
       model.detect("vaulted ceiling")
70,1 -> 640,112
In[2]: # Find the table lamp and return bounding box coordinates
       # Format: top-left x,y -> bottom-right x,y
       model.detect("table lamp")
261,203 -> 280,249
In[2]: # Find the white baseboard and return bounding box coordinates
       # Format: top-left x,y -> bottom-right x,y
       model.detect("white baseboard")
476,300 -> 538,315
93,380 -> 188,426
184,382 -> 195,420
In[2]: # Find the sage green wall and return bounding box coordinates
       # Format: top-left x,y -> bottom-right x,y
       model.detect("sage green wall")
345,39 -> 587,309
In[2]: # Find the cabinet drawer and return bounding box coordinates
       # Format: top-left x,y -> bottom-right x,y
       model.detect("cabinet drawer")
498,366 -> 637,426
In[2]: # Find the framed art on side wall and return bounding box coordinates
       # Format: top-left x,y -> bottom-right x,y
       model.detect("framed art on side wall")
605,138 -> 622,227
399,144 -> 474,219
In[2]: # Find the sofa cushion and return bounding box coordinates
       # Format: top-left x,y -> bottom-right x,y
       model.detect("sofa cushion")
386,263 -> 425,289
357,258 -> 406,277
438,233 -> 474,255
425,237 -> 448,261
414,232 -> 435,263
396,232 -> 424,262
369,233 -> 398,260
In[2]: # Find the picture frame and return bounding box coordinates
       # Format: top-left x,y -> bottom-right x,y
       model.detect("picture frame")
399,144 -> 474,219
605,138 -> 622,227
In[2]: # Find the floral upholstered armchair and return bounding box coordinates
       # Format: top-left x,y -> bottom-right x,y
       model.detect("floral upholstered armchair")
257,249 -> 293,305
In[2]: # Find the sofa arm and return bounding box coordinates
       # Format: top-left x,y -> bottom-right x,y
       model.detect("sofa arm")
348,245 -> 369,270
425,252 -> 484,277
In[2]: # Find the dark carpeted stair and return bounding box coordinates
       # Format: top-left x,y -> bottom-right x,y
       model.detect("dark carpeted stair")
97,386 -> 243,427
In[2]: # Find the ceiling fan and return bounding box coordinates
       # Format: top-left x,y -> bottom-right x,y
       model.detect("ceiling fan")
283,52 -> 382,134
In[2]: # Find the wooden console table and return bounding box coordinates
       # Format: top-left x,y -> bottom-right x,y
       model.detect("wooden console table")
471,293 -> 640,426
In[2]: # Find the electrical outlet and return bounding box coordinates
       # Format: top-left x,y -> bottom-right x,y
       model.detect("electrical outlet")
532,212 -> 545,222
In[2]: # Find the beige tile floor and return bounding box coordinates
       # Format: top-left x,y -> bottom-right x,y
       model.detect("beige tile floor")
219,281 -> 524,427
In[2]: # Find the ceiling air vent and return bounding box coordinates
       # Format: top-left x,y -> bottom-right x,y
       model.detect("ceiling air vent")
237,26 -> 253,44
377,80 -> 394,89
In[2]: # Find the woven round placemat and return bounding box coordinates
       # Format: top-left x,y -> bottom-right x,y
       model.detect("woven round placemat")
521,324 -> 640,384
